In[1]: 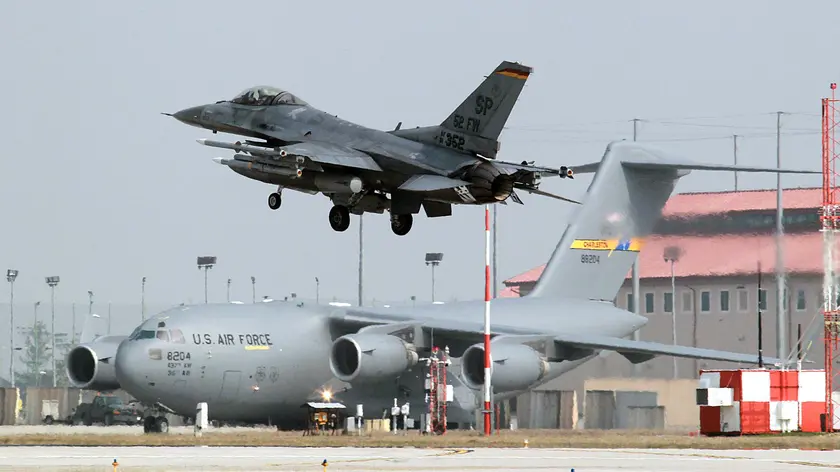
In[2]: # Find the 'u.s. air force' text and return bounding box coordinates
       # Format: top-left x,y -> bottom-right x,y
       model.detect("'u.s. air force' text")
192,333 -> 273,346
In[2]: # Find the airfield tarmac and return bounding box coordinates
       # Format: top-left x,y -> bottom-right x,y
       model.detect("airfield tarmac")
0,446 -> 840,472
0,426 -> 838,470
0,446 -> 838,471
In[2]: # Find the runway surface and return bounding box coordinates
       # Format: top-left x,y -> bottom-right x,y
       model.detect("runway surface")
0,446 -> 838,471
0,425 -> 244,436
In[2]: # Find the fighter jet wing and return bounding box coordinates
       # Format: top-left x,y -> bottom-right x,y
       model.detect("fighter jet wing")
273,142 -> 384,172
488,158 -> 575,179
197,139 -> 383,172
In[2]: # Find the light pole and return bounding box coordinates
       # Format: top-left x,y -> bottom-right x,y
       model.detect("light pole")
425,253 -> 443,302
107,302 -> 112,334
197,256 -> 217,304
87,290 -> 93,316
315,277 -> 320,304
141,276 -> 146,322
250,276 -> 256,304
33,301 -> 40,375
227,278 -> 232,303
663,246 -> 682,379
686,285 -> 698,377
45,276 -> 59,387
71,303 -> 76,345
6,269 -> 18,388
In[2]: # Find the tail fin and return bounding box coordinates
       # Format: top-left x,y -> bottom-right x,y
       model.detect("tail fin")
439,61 -> 532,158
528,141 -> 819,300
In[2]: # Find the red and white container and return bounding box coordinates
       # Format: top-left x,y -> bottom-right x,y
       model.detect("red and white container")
696,369 -> 828,435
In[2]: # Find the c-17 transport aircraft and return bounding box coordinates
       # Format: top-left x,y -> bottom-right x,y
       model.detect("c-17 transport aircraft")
65,142 -> 815,433
167,61 -> 578,236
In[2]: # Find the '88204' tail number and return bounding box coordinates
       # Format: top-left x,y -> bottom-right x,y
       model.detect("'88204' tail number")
580,254 -> 600,264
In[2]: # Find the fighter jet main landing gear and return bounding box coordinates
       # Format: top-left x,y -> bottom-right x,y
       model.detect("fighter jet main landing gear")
390,213 -> 413,236
329,205 -> 351,232
268,192 -> 282,210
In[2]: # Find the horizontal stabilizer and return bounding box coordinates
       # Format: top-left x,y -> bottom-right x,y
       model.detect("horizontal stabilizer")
399,175 -> 470,192
571,145 -> 819,175
516,185 -> 581,204
554,332 -> 784,366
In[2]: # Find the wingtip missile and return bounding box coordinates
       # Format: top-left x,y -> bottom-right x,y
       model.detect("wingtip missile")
196,138 -> 208,145
161,112 -> 174,117
212,157 -> 228,165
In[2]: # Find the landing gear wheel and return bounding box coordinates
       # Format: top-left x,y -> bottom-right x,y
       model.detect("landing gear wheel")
328,205 -> 351,232
390,213 -> 413,236
155,416 -> 169,433
143,416 -> 155,433
268,192 -> 282,210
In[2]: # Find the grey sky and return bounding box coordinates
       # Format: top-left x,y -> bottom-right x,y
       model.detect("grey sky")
0,0 -> 833,314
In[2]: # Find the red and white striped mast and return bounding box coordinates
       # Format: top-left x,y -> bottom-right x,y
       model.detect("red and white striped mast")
483,204 -> 492,435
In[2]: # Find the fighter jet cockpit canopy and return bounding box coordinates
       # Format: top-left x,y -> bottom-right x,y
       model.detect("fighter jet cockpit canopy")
229,86 -> 308,107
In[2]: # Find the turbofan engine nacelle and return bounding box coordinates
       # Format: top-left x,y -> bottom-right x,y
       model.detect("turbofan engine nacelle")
460,342 -> 549,393
65,335 -> 126,391
329,333 -> 419,383
463,162 -> 514,203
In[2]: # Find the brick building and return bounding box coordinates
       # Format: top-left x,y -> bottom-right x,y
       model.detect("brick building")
500,187 -> 828,388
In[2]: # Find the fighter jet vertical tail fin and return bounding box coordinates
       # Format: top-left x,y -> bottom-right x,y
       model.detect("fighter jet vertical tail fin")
438,61 -> 532,159
527,141 -> 819,301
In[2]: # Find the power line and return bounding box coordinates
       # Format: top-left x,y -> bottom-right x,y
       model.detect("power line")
649,120 -> 817,132
501,130 -> 819,145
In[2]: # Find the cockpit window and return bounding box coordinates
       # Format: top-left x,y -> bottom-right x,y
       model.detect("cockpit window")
230,86 -> 308,106
129,329 -> 156,340
129,326 -> 186,344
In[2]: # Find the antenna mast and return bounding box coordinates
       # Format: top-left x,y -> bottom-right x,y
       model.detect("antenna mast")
821,83 -> 840,433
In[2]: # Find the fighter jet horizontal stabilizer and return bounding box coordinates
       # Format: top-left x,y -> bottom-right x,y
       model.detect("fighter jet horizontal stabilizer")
515,185 -> 581,204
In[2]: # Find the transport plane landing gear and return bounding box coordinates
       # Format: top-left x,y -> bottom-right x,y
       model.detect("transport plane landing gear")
390,213 -> 413,236
329,205 -> 351,232
143,415 -> 169,434
268,192 -> 282,210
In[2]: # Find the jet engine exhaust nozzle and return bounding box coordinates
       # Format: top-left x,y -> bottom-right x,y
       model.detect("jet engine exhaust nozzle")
464,162 -> 514,203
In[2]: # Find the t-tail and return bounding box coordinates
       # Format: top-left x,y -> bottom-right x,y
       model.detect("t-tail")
527,141 -> 819,301
389,61 -> 532,159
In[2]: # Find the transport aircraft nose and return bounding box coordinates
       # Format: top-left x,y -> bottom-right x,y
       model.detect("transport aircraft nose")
114,341 -> 147,395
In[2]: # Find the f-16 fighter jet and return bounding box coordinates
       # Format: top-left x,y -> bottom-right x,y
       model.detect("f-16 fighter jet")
168,61 -> 576,235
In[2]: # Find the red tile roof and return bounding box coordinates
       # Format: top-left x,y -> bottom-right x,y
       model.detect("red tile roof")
662,187 -> 819,217
499,286 -> 521,298
504,232 -> 823,285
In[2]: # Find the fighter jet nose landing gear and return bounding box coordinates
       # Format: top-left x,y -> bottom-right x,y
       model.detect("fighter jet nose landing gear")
390,213 -> 412,236
268,192 -> 282,210
329,205 -> 351,232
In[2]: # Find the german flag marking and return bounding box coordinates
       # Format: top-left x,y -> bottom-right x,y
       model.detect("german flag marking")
496,68 -> 530,79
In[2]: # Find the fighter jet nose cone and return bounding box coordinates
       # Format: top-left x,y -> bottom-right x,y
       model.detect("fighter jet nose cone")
172,106 -> 205,126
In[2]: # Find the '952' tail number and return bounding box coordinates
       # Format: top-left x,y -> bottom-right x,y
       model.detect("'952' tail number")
581,254 -> 600,264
